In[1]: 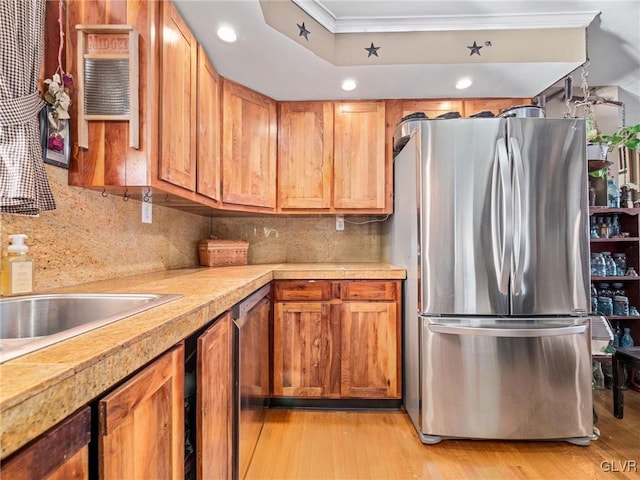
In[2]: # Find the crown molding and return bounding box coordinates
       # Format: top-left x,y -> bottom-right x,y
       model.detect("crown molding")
291,0 -> 599,33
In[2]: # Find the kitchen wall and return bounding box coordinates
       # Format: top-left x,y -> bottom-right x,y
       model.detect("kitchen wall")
1,166 -> 386,292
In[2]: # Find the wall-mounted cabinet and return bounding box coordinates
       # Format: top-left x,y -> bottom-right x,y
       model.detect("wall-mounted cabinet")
221,79 -> 277,211
196,44 -> 222,203
277,101 -> 390,214
68,0 -> 222,214
158,1 -> 197,192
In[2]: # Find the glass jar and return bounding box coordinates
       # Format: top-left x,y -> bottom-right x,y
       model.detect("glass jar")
611,214 -> 621,237
597,282 -> 613,298
621,328 -> 635,347
625,267 -> 638,277
597,296 -> 613,315
591,253 -> 607,277
630,306 -> 640,316
613,253 -> 627,276
590,217 -> 600,238
611,282 -> 626,297
602,252 -> 617,276
613,296 -> 629,316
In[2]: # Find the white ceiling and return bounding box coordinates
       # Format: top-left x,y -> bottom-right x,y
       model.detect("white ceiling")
174,0 -> 640,102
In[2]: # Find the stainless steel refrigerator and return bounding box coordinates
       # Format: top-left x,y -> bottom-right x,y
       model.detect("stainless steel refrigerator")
391,116 -> 593,445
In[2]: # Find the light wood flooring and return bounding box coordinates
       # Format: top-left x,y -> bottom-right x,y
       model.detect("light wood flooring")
246,389 -> 640,480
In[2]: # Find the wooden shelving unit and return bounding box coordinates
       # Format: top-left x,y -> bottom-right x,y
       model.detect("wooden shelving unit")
590,207 -> 640,344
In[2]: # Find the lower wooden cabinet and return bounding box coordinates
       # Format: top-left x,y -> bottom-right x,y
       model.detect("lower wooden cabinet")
340,301 -> 399,398
1,407 -> 91,480
197,311 -> 233,480
98,344 -> 185,480
272,280 -> 401,400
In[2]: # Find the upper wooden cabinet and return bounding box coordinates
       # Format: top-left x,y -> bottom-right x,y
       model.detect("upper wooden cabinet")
278,101 -> 334,210
68,0 -> 222,214
334,101 -> 387,211
196,44 -> 222,203
277,100 -> 390,213
222,79 -> 277,210
159,1 -> 197,192
462,98 -> 532,117
398,99 -> 465,120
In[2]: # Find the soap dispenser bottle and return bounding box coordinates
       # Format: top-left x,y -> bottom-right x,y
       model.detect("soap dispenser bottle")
1,234 -> 34,296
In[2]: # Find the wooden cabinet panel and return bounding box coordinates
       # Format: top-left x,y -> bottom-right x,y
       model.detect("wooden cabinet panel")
340,281 -> 400,301
241,298 -> 271,397
196,44 -> 221,202
399,99 -> 464,119
272,280 -> 402,401
222,80 -> 277,209
1,407 -> 91,480
462,98 -> 531,117
273,280 -> 332,301
99,344 -> 184,480
334,101 -> 387,210
273,302 -> 339,397
340,302 -> 400,398
197,312 -> 232,480
159,1 -> 197,191
278,102 -> 333,209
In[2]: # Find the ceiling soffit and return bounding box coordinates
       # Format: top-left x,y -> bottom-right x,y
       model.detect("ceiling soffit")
259,1 -> 595,67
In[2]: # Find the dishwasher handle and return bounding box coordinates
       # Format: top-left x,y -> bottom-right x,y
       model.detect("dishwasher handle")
428,323 -> 587,338
233,284 -> 271,319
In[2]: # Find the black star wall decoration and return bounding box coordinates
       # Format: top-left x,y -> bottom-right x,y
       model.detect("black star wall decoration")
467,41 -> 482,56
297,22 -> 310,41
365,42 -> 380,57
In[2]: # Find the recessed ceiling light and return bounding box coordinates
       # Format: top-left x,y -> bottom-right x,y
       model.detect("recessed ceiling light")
456,78 -> 473,90
217,25 -> 237,44
341,79 -> 357,91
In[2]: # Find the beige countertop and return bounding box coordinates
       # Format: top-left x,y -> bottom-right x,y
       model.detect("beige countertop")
0,263 -> 405,459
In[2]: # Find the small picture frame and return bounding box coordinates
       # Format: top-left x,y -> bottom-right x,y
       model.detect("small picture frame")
40,105 -> 71,169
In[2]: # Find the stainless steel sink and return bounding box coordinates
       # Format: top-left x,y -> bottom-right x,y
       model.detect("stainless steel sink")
0,293 -> 182,363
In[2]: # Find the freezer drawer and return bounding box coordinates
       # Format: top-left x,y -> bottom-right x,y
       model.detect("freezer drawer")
420,316 -> 592,442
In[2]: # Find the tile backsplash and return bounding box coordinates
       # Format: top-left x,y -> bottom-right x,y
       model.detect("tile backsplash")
1,166 -> 387,292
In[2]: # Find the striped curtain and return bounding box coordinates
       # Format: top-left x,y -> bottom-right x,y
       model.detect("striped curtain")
0,0 -> 56,215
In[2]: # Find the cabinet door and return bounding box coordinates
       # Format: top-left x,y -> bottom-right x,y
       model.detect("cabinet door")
462,98 -> 531,117
273,301 -> 339,397
340,302 -> 400,398
196,44 -> 221,202
278,102 -> 333,210
99,344 -> 184,480
1,407 -> 91,480
222,80 -> 277,209
159,2 -> 197,191
197,312 -> 232,480
400,99 -> 464,119
334,101 -> 387,210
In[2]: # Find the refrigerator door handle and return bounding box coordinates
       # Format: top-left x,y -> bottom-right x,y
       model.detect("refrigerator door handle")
510,136 -> 526,295
428,323 -> 587,337
491,138 -> 512,294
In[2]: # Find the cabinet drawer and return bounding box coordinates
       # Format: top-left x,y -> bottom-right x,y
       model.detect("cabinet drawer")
274,280 -> 332,301
340,281 -> 400,301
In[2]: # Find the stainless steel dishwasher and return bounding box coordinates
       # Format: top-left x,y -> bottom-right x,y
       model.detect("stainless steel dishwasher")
232,284 -> 270,480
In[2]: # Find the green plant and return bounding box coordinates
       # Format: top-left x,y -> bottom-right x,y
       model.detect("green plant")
591,124 -> 640,151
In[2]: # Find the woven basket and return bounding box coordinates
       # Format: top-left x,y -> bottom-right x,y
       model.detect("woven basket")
198,238 -> 249,267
